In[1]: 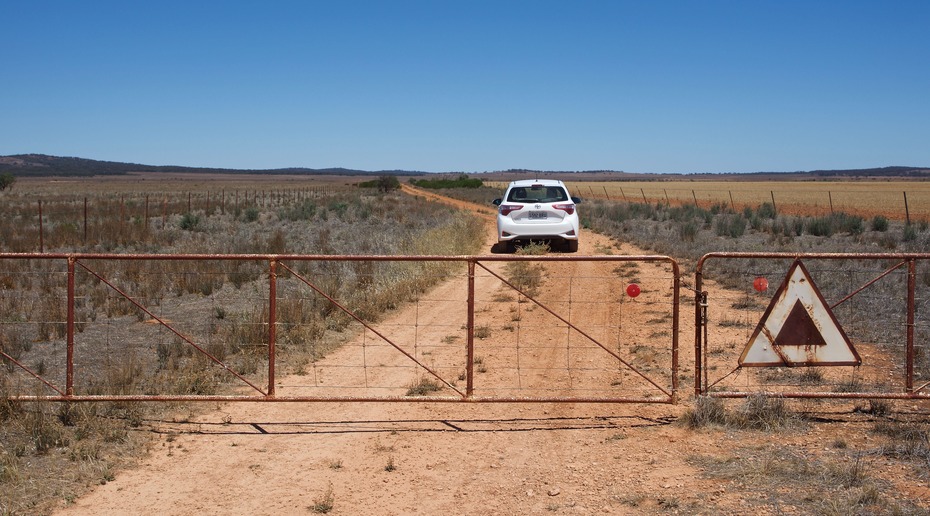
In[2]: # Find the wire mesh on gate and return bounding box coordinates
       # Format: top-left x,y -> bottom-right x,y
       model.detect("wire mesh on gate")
696,253 -> 930,399
0,253 -> 679,404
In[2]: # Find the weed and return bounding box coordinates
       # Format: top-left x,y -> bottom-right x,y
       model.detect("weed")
681,394 -> 794,431
310,483 -> 335,514
384,456 -> 396,472
798,367 -> 824,385
405,377 -> 441,396
871,215 -> 889,232
679,396 -> 727,429
475,324 -> 492,339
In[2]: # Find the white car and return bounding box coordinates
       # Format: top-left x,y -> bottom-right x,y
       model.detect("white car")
492,179 -> 582,252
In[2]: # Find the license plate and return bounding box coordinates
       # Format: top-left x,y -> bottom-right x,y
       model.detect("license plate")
528,211 -> 547,220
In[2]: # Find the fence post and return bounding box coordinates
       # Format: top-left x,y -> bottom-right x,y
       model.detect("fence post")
619,187 -> 628,202
466,259 -> 475,398
828,191 -> 834,215
38,200 -> 44,253
691,189 -> 697,207
602,186 -> 610,200
907,258 -> 915,394
144,195 -> 149,231
268,259 -> 277,397
83,197 -> 88,245
641,188 -> 647,203
66,257 -> 75,396
770,191 -> 777,216
728,191 -> 735,212
904,191 -> 911,226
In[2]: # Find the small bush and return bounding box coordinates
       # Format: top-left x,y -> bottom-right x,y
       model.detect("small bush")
806,216 -> 834,237
179,212 -> 200,231
242,206 -> 259,223
715,214 -> 746,238
757,202 -> 777,219
871,215 -> 889,232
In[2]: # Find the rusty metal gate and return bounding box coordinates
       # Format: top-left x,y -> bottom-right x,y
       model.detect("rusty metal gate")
0,253 -> 679,404
695,252 -> 930,399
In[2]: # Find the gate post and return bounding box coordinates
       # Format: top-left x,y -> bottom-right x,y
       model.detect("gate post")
907,258 -> 916,395
268,259 -> 277,397
466,259 -> 475,398
67,256 -> 75,397
694,261 -> 706,396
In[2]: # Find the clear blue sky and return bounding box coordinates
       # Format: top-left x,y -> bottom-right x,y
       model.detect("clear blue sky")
2,1 -> 928,173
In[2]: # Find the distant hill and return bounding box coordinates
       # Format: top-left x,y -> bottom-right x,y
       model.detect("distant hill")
1,154 -> 928,180
0,154 -> 426,178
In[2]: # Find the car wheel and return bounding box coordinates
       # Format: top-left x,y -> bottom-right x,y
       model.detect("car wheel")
564,239 -> 579,253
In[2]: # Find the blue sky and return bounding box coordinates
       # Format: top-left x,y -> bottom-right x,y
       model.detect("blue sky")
2,1 -> 928,173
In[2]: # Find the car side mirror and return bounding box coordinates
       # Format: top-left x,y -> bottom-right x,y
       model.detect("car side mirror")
492,198 -> 502,206
571,196 -> 582,204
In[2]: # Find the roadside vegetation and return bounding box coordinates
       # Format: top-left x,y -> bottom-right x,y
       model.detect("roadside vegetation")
0,183 -> 486,514
409,174 -> 483,189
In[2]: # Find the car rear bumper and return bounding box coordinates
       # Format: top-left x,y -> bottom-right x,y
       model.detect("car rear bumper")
497,217 -> 579,242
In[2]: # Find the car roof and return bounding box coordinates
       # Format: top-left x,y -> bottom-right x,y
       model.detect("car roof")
506,179 -> 565,188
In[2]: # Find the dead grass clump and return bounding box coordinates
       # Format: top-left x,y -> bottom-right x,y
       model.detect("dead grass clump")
690,445 -> 908,514
405,377 -> 442,396
873,421 -> 930,472
679,396 -> 727,428
681,393 -> 796,431
504,260 -> 546,297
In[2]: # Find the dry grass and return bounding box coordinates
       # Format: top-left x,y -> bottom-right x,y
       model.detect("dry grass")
0,177 -> 487,513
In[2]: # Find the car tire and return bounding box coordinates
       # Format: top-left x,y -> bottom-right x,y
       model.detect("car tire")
564,240 -> 579,253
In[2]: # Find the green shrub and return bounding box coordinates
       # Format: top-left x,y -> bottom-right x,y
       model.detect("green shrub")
757,202 -> 777,219
806,217 -> 834,237
243,206 -> 259,222
871,215 -> 889,232
179,212 -> 200,231
715,214 -> 746,238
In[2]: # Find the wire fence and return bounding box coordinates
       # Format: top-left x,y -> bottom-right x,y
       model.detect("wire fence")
0,254 -> 680,404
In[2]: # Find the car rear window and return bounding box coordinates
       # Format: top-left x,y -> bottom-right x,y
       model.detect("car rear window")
507,186 -> 568,203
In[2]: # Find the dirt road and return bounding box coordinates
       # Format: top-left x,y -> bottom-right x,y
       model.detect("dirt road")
56,189 -> 930,515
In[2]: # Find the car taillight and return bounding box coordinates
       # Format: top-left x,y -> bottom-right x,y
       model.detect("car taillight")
500,204 -> 523,216
553,203 -> 575,215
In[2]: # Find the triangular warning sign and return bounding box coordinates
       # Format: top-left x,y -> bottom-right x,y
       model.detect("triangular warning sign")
739,260 -> 861,367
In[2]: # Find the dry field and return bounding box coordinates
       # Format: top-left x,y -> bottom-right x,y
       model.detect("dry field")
487,180 -> 930,221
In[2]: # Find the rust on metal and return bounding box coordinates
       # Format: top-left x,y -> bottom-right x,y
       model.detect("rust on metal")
0,253 -> 679,405
738,259 -> 860,367
696,252 -> 929,400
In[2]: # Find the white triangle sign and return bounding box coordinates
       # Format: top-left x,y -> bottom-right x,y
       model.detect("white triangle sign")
739,260 -> 861,367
